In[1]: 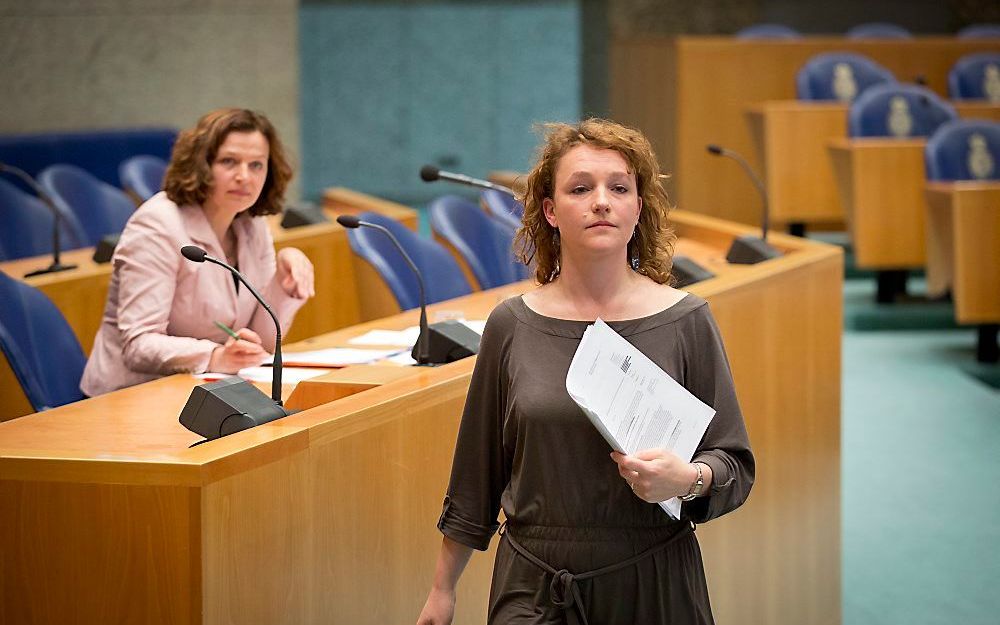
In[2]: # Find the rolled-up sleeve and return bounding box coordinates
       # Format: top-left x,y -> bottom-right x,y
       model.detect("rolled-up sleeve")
437,304 -> 513,551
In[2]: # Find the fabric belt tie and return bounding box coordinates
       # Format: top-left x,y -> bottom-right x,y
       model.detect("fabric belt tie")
500,522 -> 694,625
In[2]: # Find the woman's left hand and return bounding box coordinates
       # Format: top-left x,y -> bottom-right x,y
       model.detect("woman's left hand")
276,247 -> 315,299
610,449 -> 700,503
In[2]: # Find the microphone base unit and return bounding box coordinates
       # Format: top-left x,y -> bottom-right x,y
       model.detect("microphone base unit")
281,202 -> 329,229
411,319 -> 482,366
671,255 -> 715,288
179,377 -> 297,441
725,235 -> 782,265
92,233 -> 122,264
24,262 -> 77,278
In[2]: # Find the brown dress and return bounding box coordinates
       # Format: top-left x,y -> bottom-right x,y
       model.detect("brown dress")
437,294 -> 754,624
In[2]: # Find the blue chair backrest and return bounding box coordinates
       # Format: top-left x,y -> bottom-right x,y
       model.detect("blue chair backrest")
119,155 -> 168,202
796,52 -> 896,101
0,270 -> 86,411
0,177 -> 87,261
480,188 -> 524,231
735,23 -> 800,39
849,84 -> 958,138
39,164 -> 137,246
948,53 -> 1000,101
845,22 -> 912,39
345,211 -> 472,310
0,128 -> 176,191
925,119 -> 1000,181
957,23 -> 1000,39
428,195 -> 528,290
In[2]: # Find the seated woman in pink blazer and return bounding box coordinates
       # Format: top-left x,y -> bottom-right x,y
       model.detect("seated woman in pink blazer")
81,108 -> 315,396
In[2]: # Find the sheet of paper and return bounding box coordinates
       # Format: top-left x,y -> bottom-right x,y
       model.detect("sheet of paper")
565,318 -> 716,520
348,320 -> 485,348
348,326 -> 421,347
269,347 -> 405,367
193,366 -> 334,384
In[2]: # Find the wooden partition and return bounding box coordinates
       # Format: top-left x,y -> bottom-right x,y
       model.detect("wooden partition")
610,36 -> 999,226
1,208 -> 843,625
924,182 -> 1000,323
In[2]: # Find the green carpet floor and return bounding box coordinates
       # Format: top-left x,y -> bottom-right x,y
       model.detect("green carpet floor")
842,280 -> 1000,625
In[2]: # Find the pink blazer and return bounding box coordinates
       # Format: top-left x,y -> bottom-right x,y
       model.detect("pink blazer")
80,192 -> 306,396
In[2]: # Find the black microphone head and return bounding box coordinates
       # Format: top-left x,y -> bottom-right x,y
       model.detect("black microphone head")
336,214 -> 361,229
706,144 -> 723,155
419,165 -> 440,182
181,245 -> 207,263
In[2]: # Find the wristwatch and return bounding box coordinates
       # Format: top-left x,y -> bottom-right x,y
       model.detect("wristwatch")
679,463 -> 704,502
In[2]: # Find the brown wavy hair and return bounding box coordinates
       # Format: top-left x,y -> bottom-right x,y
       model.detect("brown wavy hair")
515,118 -> 676,285
163,108 -> 292,217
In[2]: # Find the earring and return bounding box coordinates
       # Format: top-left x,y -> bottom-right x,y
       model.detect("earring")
630,226 -> 640,270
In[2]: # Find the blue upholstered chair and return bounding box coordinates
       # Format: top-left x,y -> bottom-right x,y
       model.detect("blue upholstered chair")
948,53 -> 1000,101
480,188 -> 524,231
845,22 -> 912,39
119,155 -> 168,202
0,270 -> 87,411
956,23 -> 1000,39
735,23 -> 800,39
344,211 -> 472,310
848,84 -> 958,138
796,52 -> 896,102
925,120 -> 1000,181
38,164 -> 137,246
0,177 -> 87,261
428,195 -> 528,290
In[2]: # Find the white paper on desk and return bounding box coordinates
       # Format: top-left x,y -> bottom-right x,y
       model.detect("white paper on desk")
348,320 -> 486,348
193,367 -> 334,384
268,347 -> 405,367
565,319 -> 716,520
235,366 -> 333,384
348,327 -> 421,347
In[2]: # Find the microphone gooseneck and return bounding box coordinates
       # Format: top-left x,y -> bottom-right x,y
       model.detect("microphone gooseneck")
0,162 -> 77,277
180,244 -> 285,404
418,164 -> 516,198
705,144 -> 769,241
336,218 -> 431,364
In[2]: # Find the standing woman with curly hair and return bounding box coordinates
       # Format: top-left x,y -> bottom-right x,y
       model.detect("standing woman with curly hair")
417,119 -> 754,624
80,108 -> 314,396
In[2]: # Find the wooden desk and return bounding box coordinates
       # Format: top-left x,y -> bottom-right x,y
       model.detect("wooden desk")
828,137 -> 929,268
1,209 -> 843,625
610,36 -> 999,226
746,100 -> 1000,230
924,182 -> 1000,361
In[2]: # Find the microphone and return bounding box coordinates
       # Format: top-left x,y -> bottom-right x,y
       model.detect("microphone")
0,162 -> 77,277
177,244 -> 293,441
337,215 -> 480,365
419,165 -> 516,198
705,144 -> 781,264
337,215 -> 430,364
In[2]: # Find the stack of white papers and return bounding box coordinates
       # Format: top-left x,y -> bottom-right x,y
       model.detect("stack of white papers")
566,319 -> 715,519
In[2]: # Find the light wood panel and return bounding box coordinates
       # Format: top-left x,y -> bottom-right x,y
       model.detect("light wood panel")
828,137 -> 929,268
746,101 -> 848,226
0,207 -> 842,625
611,36 -> 1000,226
925,182 -> 1000,323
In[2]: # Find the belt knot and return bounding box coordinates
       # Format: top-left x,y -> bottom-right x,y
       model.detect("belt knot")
549,569 -> 577,608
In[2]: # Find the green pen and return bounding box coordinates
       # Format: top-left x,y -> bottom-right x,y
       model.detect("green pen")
213,320 -> 242,341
